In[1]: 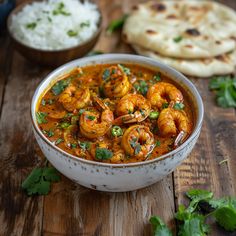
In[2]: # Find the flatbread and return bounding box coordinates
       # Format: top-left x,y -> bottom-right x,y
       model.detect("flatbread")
133,45 -> 236,77
123,1 -> 236,59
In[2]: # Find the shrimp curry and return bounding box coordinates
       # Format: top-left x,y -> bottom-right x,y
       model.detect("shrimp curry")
36,64 -> 194,164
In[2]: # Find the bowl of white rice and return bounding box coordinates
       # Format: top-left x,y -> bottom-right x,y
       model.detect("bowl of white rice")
7,0 -> 102,66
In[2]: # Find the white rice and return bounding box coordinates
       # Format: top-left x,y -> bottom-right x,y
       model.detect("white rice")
10,0 -> 100,50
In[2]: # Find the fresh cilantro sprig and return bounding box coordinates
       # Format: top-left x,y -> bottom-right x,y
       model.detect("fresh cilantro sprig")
209,75 -> 236,108
22,166 -> 60,196
150,216 -> 172,236
51,78 -> 71,95
150,189 -> 236,236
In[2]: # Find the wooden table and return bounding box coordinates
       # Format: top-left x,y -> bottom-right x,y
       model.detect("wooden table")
1,0 -> 236,235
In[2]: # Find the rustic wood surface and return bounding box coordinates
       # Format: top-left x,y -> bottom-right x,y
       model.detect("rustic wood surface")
0,0 -> 235,235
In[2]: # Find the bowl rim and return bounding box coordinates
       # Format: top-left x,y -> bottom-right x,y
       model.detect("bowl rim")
7,0 -> 102,52
31,53 -> 204,168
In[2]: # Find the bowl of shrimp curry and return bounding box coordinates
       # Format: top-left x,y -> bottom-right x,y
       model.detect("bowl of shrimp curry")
31,54 -> 204,192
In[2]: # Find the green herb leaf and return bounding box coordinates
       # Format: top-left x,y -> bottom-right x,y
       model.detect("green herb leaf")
209,76 -> 236,108
134,80 -> 149,96
153,73 -> 161,82
71,143 -> 77,148
155,140 -> 161,147
36,112 -> 47,124
80,21 -> 90,28
60,122 -> 70,129
26,22 -> 37,30
150,216 -> 173,236
51,78 -> 71,95
53,2 -> 71,16
102,68 -> 110,80
149,111 -> 159,119
134,143 -> 141,155
79,141 -> 91,151
22,167 -> 60,196
174,103 -> 185,110
118,64 -> 131,75
86,115 -> 96,121
41,99 -> 46,106
67,30 -> 78,37
173,36 -> 183,43
55,138 -> 64,145
95,148 -> 113,160
162,103 -> 169,109
106,14 -> 128,34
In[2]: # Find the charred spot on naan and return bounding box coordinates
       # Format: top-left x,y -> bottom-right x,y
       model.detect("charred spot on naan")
215,40 -> 222,45
166,14 -> 178,19
150,3 -> 166,12
216,54 -> 231,63
132,5 -> 139,11
185,28 -> 201,36
184,45 -> 194,49
146,29 -> 157,35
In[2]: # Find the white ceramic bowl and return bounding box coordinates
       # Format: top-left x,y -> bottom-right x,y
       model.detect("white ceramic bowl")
31,54 -> 204,192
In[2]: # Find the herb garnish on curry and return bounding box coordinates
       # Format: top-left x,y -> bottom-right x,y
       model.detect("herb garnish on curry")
36,64 -> 193,163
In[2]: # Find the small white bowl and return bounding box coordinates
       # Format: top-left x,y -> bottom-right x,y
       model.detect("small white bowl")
31,54 -> 204,192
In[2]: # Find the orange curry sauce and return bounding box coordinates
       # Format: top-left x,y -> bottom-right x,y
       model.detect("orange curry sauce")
37,64 -> 194,163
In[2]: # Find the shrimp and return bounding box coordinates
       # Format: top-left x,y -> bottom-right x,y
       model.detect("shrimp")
79,96 -> 114,139
46,101 -> 67,119
114,94 -> 151,124
147,82 -> 183,109
58,85 -> 90,112
121,125 -> 154,159
101,65 -> 131,98
157,108 -> 192,138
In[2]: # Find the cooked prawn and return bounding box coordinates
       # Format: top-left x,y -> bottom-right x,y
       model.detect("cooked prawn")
147,82 -> 183,109
101,65 -> 131,98
79,96 -> 114,139
58,85 -> 90,112
46,101 -> 67,119
157,108 -> 191,138
114,94 -> 151,124
121,125 -> 154,160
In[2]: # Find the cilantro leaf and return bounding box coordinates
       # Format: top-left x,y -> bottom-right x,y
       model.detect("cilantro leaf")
153,73 -> 161,82
22,167 -> 60,196
150,216 -> 173,236
118,64 -> 131,75
55,138 -> 64,145
95,148 -> 113,160
102,69 -> 110,80
209,76 -> 236,108
51,78 -> 71,95
173,36 -> 183,43
134,80 -> 149,96
106,14 -> 128,34
174,103 -> 185,110
36,112 -> 47,124
79,141 -> 91,151
178,214 -> 209,236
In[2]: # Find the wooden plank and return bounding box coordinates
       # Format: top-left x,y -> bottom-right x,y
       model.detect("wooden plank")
42,1 -> 175,236
0,51 -> 48,236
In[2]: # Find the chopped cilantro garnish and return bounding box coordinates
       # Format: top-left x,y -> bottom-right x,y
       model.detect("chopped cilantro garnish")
26,22 -> 37,30
60,122 -> 70,129
67,30 -> 78,37
153,73 -> 161,82
55,138 -> 64,145
78,109 -> 86,115
95,148 -> 113,160
134,80 -> 149,96
174,102 -> 185,110
79,141 -> 91,151
86,115 -> 96,121
102,69 -> 110,80
80,21 -> 90,27
155,140 -> 161,147
118,64 -> 131,75
53,2 -> 71,16
106,14 -> 128,34
51,78 -> 71,95
173,36 -> 183,43
71,143 -> 77,149
162,103 -> 169,109
36,112 -> 47,124
134,143 -> 141,155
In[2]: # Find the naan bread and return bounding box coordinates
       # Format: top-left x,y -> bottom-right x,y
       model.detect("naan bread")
123,1 -> 236,59
133,45 -> 236,77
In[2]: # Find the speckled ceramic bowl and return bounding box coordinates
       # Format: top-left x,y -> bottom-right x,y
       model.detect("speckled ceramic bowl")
31,54 -> 204,192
